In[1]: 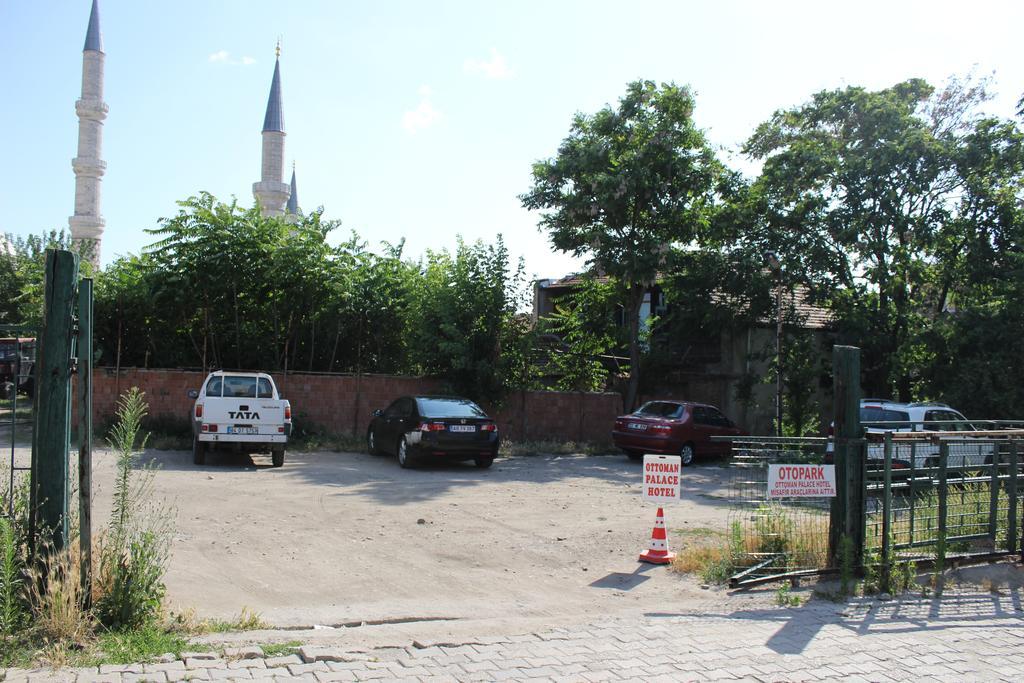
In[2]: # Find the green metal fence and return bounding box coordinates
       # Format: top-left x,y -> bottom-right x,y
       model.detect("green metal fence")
865,431 -> 1024,567
0,325 -> 36,520
723,436 -> 832,587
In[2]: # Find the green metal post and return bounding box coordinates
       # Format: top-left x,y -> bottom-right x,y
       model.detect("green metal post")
938,442 -> 949,543
829,345 -> 862,566
908,442 -> 917,546
77,278 -> 94,606
28,249 -> 79,555
882,431 -> 893,587
989,442 -> 1001,545
1009,441 -> 1018,556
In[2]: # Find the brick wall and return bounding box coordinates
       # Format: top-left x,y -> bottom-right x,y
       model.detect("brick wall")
82,368 -> 622,444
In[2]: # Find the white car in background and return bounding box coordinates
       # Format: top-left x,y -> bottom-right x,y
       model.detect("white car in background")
189,371 -> 292,467
828,399 -> 996,470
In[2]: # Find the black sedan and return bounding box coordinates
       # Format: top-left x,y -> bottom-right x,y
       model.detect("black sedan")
367,395 -> 500,469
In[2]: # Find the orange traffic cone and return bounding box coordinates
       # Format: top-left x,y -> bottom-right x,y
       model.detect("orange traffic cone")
639,507 -> 675,564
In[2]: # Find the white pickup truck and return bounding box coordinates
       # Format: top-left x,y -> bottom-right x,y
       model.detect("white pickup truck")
189,371 -> 292,467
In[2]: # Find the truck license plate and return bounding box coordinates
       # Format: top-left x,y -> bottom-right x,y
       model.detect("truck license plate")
449,425 -> 476,433
228,426 -> 258,435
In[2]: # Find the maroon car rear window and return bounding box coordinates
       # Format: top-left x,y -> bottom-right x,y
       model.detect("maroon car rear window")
634,402 -> 684,418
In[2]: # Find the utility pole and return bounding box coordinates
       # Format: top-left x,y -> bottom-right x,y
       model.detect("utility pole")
766,253 -> 783,437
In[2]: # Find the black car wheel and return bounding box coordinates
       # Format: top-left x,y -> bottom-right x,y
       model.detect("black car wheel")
680,443 -> 695,466
626,449 -> 643,461
474,455 -> 494,469
367,428 -> 381,455
397,436 -> 415,469
192,437 -> 206,466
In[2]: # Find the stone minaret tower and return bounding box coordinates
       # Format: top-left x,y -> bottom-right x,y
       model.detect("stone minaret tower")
70,0 -> 108,265
285,163 -> 300,222
252,44 -> 290,217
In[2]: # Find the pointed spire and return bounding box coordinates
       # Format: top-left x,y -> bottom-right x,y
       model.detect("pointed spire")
262,46 -> 284,133
84,0 -> 103,53
287,164 -> 299,214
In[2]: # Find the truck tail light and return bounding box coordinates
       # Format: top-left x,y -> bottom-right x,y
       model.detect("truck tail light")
195,404 -> 203,418
278,427 -> 285,433
480,423 -> 497,432
285,405 -> 291,420
418,422 -> 446,432
204,424 -> 218,433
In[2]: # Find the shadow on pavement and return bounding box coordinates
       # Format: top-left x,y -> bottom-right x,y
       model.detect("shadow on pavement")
590,563 -> 657,590
648,582 -> 1024,654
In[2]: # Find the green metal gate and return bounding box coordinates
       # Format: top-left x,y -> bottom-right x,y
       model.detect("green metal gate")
724,436 -> 833,587
865,429 -> 1024,569
0,326 -> 35,519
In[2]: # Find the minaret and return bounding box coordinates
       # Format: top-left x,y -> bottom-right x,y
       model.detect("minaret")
252,43 -> 290,217
285,163 -> 300,222
69,0 -> 108,265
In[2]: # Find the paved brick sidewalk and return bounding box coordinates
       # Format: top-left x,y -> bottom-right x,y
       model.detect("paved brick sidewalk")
5,588 -> 1023,682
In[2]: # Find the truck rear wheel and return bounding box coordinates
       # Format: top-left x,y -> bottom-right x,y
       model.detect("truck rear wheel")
192,437 -> 206,466
272,448 -> 285,468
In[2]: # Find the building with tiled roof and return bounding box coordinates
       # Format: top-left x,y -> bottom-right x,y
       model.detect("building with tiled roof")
533,272 -> 835,434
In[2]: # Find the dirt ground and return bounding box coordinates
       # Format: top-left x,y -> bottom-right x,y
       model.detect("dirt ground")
76,446 -> 777,647
8,435 -> 1024,649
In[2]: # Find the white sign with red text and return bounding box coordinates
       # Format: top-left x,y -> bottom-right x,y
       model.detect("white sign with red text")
767,464 -> 837,498
642,454 -> 681,503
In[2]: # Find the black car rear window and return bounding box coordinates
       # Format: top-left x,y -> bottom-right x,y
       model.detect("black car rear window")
634,402 -> 684,419
417,398 -> 487,418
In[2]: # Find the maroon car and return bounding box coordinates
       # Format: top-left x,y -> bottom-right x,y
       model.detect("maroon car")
612,401 -> 746,465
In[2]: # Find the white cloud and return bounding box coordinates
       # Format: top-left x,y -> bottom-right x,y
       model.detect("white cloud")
208,50 -> 256,66
402,99 -> 442,134
463,48 -> 514,79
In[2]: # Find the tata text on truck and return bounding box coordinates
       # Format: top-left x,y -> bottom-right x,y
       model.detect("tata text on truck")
190,371 -> 292,467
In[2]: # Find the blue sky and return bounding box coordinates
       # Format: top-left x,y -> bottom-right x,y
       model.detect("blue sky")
2,0 -> 1022,279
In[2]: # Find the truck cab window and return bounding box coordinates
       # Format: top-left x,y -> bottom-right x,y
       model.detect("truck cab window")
206,378 -> 223,397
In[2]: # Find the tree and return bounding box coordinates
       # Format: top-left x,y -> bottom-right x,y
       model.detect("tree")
540,277 -> 621,392
0,231 -> 85,328
521,80 -> 726,410
744,78 -> 994,399
405,236 -> 534,405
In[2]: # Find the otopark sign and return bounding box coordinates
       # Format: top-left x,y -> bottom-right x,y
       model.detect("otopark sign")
767,464 -> 837,498
639,454 -> 681,564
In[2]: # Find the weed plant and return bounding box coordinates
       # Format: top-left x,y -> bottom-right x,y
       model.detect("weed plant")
95,388 -> 173,629
674,507 -> 828,585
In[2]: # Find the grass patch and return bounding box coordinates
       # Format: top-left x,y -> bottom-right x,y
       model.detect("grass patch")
202,607 -> 269,633
169,607 -> 268,634
89,624 -> 190,665
261,641 -> 302,658
291,431 -> 366,453
0,623 -> 191,670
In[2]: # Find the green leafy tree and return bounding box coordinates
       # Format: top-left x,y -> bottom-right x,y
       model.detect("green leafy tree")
744,78 -> 999,399
917,114 -> 1024,415
0,230 -> 85,328
540,277 -> 620,392
405,236 -> 533,405
521,80 -> 726,410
